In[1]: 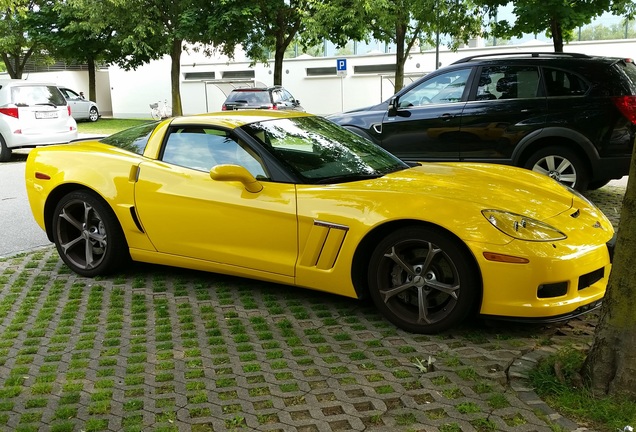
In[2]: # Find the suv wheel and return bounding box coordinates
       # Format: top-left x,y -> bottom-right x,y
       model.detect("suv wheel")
524,146 -> 589,191
0,136 -> 11,162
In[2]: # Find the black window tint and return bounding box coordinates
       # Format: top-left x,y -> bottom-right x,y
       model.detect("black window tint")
10,85 -> 67,107
544,68 -> 588,96
481,65 -> 540,100
100,121 -> 158,155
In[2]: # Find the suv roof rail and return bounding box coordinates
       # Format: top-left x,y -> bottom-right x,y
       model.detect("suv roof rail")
452,52 -> 591,64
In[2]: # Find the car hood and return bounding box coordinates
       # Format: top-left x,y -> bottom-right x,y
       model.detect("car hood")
372,162 -> 574,220
326,101 -> 387,118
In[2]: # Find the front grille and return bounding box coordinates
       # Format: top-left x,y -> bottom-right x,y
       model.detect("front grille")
579,267 -> 604,290
538,282 -> 568,298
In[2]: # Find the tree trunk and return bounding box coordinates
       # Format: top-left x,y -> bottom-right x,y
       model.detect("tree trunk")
170,38 -> 183,116
273,42 -> 285,86
87,57 -> 96,103
550,18 -> 564,52
394,21 -> 406,92
582,148 -> 636,400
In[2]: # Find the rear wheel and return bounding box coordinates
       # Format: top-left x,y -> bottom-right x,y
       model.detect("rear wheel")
52,191 -> 129,277
0,136 -> 11,162
367,226 -> 479,334
524,146 -> 589,191
88,107 -> 99,122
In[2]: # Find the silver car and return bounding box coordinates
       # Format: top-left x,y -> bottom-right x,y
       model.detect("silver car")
58,87 -> 100,122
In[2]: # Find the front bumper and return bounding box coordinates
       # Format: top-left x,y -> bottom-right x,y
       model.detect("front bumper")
467,237 -> 611,319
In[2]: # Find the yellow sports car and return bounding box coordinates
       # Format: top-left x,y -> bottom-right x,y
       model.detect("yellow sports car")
25,111 -> 615,333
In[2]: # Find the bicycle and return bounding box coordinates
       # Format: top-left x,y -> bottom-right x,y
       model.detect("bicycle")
150,99 -> 172,120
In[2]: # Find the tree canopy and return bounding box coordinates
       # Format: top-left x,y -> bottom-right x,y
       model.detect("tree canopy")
485,0 -> 636,52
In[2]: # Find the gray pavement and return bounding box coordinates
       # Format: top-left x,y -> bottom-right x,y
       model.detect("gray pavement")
0,179 -> 627,432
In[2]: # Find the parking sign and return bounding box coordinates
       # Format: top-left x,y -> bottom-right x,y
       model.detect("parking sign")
337,59 -> 347,77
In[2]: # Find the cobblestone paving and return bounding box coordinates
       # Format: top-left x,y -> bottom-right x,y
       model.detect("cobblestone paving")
0,184 -> 625,432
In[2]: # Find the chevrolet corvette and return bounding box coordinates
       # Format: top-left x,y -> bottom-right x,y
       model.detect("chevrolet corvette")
25,111 -> 614,333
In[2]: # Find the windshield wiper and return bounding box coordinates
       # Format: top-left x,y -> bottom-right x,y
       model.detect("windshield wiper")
313,173 -> 383,184
36,103 -> 58,107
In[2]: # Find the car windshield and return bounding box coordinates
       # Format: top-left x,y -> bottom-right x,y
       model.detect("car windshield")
240,116 -> 409,183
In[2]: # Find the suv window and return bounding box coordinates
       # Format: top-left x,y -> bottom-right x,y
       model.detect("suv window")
544,68 -> 588,96
399,69 -> 471,107
10,85 -> 66,107
479,66 -> 541,100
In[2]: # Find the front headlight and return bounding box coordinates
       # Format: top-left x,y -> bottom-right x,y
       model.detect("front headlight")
482,210 -> 566,242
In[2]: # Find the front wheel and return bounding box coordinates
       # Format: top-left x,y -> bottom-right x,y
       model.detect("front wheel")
367,226 -> 479,334
524,146 -> 589,191
52,191 -> 129,277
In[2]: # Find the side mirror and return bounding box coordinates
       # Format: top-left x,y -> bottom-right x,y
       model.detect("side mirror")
210,164 -> 263,193
388,96 -> 399,117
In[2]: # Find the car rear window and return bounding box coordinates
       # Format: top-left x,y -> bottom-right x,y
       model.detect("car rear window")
10,85 -> 66,107
227,90 -> 270,104
100,121 -> 158,155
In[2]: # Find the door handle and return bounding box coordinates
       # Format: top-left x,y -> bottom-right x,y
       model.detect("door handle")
439,113 -> 454,120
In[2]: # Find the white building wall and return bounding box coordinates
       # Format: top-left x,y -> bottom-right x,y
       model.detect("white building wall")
102,38 -> 636,119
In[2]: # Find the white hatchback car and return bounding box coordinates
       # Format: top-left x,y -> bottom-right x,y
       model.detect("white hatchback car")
0,80 -> 78,162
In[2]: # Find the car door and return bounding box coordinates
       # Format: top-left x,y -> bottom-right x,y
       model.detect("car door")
459,65 -> 546,161
378,68 -> 472,161
134,126 -> 298,277
60,88 -> 88,119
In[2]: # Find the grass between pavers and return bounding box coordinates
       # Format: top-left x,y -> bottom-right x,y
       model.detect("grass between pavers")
0,245 -> 621,432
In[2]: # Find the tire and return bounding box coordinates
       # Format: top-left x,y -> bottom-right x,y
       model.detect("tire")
0,136 -> 12,162
367,226 -> 479,334
524,146 -> 589,191
52,191 -> 129,277
88,107 -> 99,122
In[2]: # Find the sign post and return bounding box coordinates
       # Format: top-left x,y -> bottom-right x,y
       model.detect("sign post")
336,59 -> 347,111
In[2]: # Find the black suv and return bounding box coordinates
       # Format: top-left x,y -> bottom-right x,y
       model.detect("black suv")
328,52 -> 636,191
221,86 -> 304,112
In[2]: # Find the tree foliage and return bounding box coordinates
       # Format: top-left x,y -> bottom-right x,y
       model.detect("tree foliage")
485,0 -> 636,52
307,0 -> 485,92
0,0 -> 55,78
206,0 -> 312,86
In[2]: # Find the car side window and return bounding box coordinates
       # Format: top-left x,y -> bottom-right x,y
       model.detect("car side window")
399,69 -> 471,107
480,66 -> 541,100
64,89 -> 81,100
162,127 -> 269,179
543,68 -> 588,96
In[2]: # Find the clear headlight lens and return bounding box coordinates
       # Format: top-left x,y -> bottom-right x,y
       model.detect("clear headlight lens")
482,210 -> 567,242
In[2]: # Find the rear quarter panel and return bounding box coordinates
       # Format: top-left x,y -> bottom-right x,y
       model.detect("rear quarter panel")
25,142 -> 155,251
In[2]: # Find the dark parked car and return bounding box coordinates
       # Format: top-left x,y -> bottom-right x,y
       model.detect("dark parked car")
222,86 -> 304,112
328,52 -> 636,191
